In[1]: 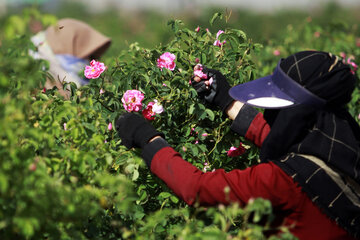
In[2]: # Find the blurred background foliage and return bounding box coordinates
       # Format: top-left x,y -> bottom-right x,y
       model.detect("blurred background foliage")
1,0 -> 359,58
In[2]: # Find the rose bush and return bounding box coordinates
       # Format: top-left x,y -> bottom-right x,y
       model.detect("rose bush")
0,8 -> 359,240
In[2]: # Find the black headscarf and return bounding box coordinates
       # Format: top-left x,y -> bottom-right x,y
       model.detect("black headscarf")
259,51 -> 360,238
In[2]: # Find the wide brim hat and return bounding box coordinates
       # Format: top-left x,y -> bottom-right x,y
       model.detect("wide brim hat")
46,18 -> 111,60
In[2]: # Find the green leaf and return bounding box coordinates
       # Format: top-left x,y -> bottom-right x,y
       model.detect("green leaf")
167,19 -> 184,33
232,29 -> 247,41
159,192 -> 172,199
210,12 -> 223,26
132,169 -> 139,181
205,109 -> 215,121
0,173 -> 8,194
189,103 -> 195,115
170,195 -> 179,203
201,53 -> 207,64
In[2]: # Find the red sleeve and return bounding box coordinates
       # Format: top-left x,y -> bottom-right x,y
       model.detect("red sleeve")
150,146 -> 301,209
229,105 -> 270,147
245,112 -> 271,147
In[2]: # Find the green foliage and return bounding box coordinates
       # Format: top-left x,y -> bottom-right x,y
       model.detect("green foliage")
1,8 -> 359,240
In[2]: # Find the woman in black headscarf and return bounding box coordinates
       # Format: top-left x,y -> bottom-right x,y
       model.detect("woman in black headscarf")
115,51 -> 360,239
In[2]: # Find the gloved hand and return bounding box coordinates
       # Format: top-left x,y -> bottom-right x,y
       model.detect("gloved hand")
191,64 -> 234,112
115,112 -> 164,149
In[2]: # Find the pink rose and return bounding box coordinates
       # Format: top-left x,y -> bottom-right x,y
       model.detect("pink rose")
150,100 -> 164,114
273,49 -> 281,56
142,100 -> 163,121
356,38 -> 360,47
194,69 -> 208,80
84,60 -> 106,79
346,57 -> 358,74
214,30 -> 226,47
29,163 -> 37,171
216,30 -> 225,39
157,52 -> 176,71
314,31 -> 321,38
121,90 -> 144,112
226,143 -> 246,157
193,64 -> 208,80
213,40 -> 226,47
142,106 -> 155,121
108,122 -> 112,131
195,26 -> 200,32
203,162 -> 210,172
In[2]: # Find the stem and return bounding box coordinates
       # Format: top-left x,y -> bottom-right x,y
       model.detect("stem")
100,76 -> 105,89
95,98 -> 114,112
207,119 -> 230,156
160,199 -> 169,210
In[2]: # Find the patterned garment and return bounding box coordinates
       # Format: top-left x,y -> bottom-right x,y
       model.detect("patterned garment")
260,51 -> 360,238
273,110 -> 360,238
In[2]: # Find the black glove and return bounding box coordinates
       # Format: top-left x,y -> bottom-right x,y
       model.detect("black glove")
115,113 -> 164,149
191,66 -> 234,112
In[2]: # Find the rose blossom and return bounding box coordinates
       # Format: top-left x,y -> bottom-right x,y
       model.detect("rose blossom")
157,52 -> 176,71
341,55 -> 358,75
273,49 -> 281,56
193,64 -> 208,81
346,57 -> 358,74
108,122 -> 113,131
195,26 -> 200,32
194,69 -> 208,80
356,38 -> 360,47
340,53 -> 358,74
203,162 -> 210,172
213,30 -> 226,47
216,30 -> 225,39
314,31 -> 321,38
142,107 -> 154,120
29,163 -> 37,171
151,100 -> 164,114
226,143 -> 246,157
142,100 -> 163,121
84,60 -> 106,79
121,90 -> 144,112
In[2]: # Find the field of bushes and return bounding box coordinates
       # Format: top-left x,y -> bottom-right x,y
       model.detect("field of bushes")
0,2 -> 359,239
